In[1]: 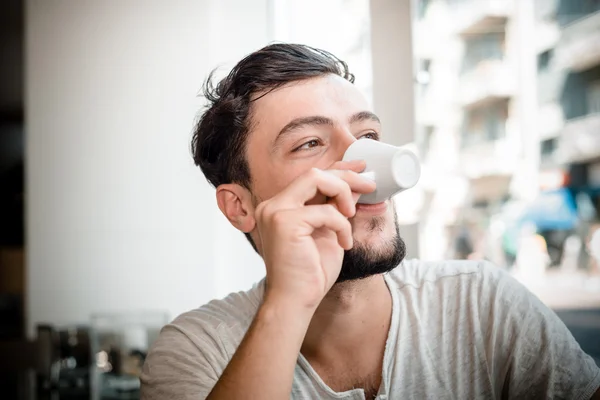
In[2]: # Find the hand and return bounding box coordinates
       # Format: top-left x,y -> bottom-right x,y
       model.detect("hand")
255,160 -> 376,311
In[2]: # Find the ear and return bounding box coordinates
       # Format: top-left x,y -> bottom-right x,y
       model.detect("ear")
216,183 -> 256,233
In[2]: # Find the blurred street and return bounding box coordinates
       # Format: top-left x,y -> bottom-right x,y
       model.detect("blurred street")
555,308 -> 600,367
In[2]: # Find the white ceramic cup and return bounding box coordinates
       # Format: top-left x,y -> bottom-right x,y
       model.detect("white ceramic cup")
342,139 -> 420,204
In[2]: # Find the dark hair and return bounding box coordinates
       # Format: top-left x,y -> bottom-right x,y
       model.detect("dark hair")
191,43 -> 354,249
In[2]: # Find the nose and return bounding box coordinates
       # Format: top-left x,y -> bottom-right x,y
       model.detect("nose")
333,129 -> 358,161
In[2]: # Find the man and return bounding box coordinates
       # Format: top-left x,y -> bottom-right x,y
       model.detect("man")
140,44 -> 600,399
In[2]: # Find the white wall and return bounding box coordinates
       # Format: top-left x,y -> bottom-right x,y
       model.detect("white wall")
270,0 -> 373,103
207,0 -> 271,299
26,0 -> 267,334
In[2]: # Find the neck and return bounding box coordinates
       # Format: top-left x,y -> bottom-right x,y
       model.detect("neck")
301,274 -> 392,359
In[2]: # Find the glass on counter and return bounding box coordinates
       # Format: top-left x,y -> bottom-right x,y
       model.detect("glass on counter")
90,311 -> 169,400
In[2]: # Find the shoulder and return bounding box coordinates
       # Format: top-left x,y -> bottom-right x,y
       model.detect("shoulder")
141,280 -> 265,395
179,280 -> 265,333
160,279 -> 264,354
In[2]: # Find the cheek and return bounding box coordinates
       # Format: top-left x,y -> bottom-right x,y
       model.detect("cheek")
248,142 -> 335,201
254,161 -> 316,200
251,168 -> 295,201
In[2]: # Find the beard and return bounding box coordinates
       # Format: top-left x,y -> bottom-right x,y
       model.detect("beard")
335,212 -> 406,283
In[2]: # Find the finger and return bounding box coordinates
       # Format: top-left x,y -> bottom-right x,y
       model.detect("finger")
320,169 -> 376,214
328,159 -> 366,173
276,169 -> 356,216
326,169 -> 376,195
326,188 -> 362,212
295,204 -> 353,250
281,168 -> 375,208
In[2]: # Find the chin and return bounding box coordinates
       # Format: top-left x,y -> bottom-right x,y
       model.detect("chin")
351,213 -> 397,246
354,229 -> 393,250
337,216 -> 406,283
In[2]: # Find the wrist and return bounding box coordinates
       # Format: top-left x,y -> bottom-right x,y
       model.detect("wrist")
260,290 -> 317,328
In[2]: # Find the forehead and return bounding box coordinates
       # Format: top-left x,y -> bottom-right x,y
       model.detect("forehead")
249,74 -> 371,135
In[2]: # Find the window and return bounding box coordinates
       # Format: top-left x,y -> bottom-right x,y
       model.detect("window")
540,138 -> 558,160
537,49 -> 553,72
420,125 -> 434,160
416,59 -> 431,87
556,0 -> 600,25
587,81 -> 600,114
463,101 -> 508,147
418,0 -> 431,20
473,199 -> 490,209
447,0 -> 469,9
462,33 -> 505,74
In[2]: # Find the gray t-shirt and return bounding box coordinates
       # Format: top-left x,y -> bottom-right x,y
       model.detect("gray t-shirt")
140,260 -> 600,399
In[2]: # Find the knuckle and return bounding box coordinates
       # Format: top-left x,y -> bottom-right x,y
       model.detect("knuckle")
337,209 -> 349,222
336,170 -> 353,185
344,219 -> 352,231
340,220 -> 352,235
340,181 -> 353,196
343,170 -> 359,186
323,204 -> 338,214
340,169 -> 353,178
271,210 -> 287,225
256,202 -> 278,222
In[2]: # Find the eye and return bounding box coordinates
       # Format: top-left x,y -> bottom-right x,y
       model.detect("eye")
360,131 -> 379,140
292,139 -> 322,152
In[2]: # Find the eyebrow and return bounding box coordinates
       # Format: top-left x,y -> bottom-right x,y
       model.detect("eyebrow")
349,111 -> 381,125
277,116 -> 334,142
273,111 -> 381,148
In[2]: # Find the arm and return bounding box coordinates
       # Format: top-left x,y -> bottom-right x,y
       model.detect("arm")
207,162 -> 374,399
206,295 -> 313,399
141,291 -> 317,400
141,161 -> 374,399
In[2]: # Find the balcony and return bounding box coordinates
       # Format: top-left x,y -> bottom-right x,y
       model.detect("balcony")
557,113 -> 600,163
417,87 -> 460,128
414,20 -> 439,59
556,11 -> 600,72
451,0 -> 513,36
537,102 -> 565,140
458,60 -> 515,108
416,95 -> 435,127
459,138 -> 518,179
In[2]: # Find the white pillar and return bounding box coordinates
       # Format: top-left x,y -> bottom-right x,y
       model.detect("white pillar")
513,0 -> 540,201
369,0 -> 420,258
369,0 -> 415,147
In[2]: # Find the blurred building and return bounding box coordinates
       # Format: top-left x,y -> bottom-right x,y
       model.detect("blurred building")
534,0 -> 600,265
413,0 -> 600,267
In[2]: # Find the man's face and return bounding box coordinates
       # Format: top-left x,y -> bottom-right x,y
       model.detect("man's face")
245,74 -> 405,280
